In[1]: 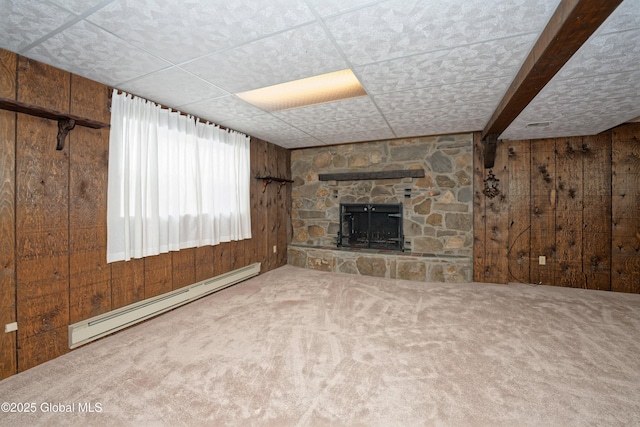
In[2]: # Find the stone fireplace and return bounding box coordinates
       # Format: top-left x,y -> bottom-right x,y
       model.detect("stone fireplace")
288,134 -> 473,283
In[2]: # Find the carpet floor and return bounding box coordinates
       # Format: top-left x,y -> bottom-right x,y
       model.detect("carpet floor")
1,265 -> 639,426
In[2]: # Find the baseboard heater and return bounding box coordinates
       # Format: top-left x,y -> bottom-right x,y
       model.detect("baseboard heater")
68,262 -> 261,349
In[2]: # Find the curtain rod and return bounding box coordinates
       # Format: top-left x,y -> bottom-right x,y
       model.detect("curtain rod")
109,87 -> 235,133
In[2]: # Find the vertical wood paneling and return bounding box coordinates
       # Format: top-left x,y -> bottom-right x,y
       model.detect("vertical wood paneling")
611,124 -> 640,293
215,242 -> 232,276
484,140 -> 509,283
265,141 -> 278,272
3,51 -> 293,377
507,140 -> 531,284
68,87 -> 111,322
16,58 -> 71,371
172,248 -> 195,290
530,138 -> 556,286
0,48 -> 17,379
144,253 -> 173,298
253,139 -> 269,269
111,259 -> 145,309
195,246 -> 215,282
555,137 -> 584,288
472,132 -> 486,282
276,147 -> 291,267
228,240 -> 246,271
583,133 -> 611,290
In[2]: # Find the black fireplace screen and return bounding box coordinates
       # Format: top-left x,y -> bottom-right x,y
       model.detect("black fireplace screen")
338,203 -> 404,251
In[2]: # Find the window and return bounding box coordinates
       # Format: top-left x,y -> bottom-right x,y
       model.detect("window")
107,90 -> 251,263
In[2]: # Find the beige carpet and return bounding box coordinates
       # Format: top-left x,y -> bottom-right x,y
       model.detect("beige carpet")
1,265 -> 640,426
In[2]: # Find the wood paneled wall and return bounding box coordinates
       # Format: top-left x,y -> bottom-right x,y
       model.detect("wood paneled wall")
474,124 -> 639,292
0,49 -> 291,379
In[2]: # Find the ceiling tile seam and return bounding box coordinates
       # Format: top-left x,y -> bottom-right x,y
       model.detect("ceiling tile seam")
302,0 -> 397,139
349,30 -> 543,70
370,75 -> 513,98
114,65 -> 234,102
19,0 -> 116,54
168,20 -> 320,70
310,0 -> 389,20
549,67 -> 640,84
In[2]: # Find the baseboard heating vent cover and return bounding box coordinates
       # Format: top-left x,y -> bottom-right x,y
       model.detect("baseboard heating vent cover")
69,262 -> 261,349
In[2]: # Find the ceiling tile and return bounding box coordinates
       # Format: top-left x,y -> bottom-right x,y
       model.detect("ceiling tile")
49,0 -> 111,14
118,67 -> 228,108
304,0 -> 384,17
23,20 -> 170,86
273,96 -> 381,127
597,0 -> 640,33
277,136 -> 326,149
0,0 -> 75,52
374,78 -> 510,113
294,115 -> 391,135
182,23 -> 347,93
314,127 -> 396,145
555,28 -> 640,80
324,0 -> 560,65
384,104 -> 491,136
357,34 -> 536,95
502,69 -> 640,140
220,114 -> 297,139
86,0 -> 316,64
178,95 -> 265,124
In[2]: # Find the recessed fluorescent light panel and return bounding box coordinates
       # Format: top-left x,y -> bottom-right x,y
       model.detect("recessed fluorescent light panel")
236,69 -> 367,112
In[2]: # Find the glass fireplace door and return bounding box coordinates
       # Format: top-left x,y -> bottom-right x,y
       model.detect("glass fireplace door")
339,203 -> 403,251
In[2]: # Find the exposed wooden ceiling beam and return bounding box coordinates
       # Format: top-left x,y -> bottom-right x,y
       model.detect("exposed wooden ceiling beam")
481,0 -> 623,140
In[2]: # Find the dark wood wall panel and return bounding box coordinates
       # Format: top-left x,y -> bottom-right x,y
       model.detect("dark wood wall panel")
472,132 -> 486,282
144,253 -> 173,298
555,137 -> 584,288
0,48 -> 17,379
507,140 -> 531,284
252,138 -> 270,269
69,121 -> 111,323
483,140 -> 509,283
16,114 -> 70,371
475,124 -> 639,294
15,57 -> 72,371
529,138 -> 556,286
582,133 -> 611,290
172,248 -> 196,290
195,246 -> 215,282
611,124 -> 640,293
111,259 -> 144,309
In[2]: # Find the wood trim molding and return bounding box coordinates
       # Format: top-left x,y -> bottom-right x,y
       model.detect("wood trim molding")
481,0 -> 623,139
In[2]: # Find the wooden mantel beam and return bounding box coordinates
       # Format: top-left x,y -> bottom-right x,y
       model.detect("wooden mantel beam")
481,0 -> 623,140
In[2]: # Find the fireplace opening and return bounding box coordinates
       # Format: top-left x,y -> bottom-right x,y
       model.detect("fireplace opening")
338,203 -> 404,251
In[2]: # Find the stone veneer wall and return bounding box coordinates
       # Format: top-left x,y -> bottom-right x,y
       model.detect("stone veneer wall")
288,134 -> 474,282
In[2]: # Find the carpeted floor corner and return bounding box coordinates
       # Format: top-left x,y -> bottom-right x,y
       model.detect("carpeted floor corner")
1,265 -> 639,426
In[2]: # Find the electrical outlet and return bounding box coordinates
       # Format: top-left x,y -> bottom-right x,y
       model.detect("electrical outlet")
273,245 -> 277,254
538,256 -> 546,265
4,322 -> 17,333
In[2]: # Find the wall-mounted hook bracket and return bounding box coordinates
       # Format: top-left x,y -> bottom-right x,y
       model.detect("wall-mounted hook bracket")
57,118 -> 76,150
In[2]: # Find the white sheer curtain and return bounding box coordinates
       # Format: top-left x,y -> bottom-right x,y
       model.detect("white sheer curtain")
107,90 -> 251,263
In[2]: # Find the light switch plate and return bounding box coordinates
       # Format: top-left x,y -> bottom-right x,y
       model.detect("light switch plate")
539,256 -> 546,265
4,322 -> 17,333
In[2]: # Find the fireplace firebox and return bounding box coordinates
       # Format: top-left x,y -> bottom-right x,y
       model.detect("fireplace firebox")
338,203 -> 404,251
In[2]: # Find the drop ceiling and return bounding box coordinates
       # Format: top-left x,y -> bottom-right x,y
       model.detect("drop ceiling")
1,0 -> 639,149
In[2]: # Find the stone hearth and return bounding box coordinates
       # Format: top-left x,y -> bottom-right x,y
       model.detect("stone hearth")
288,245 -> 472,283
